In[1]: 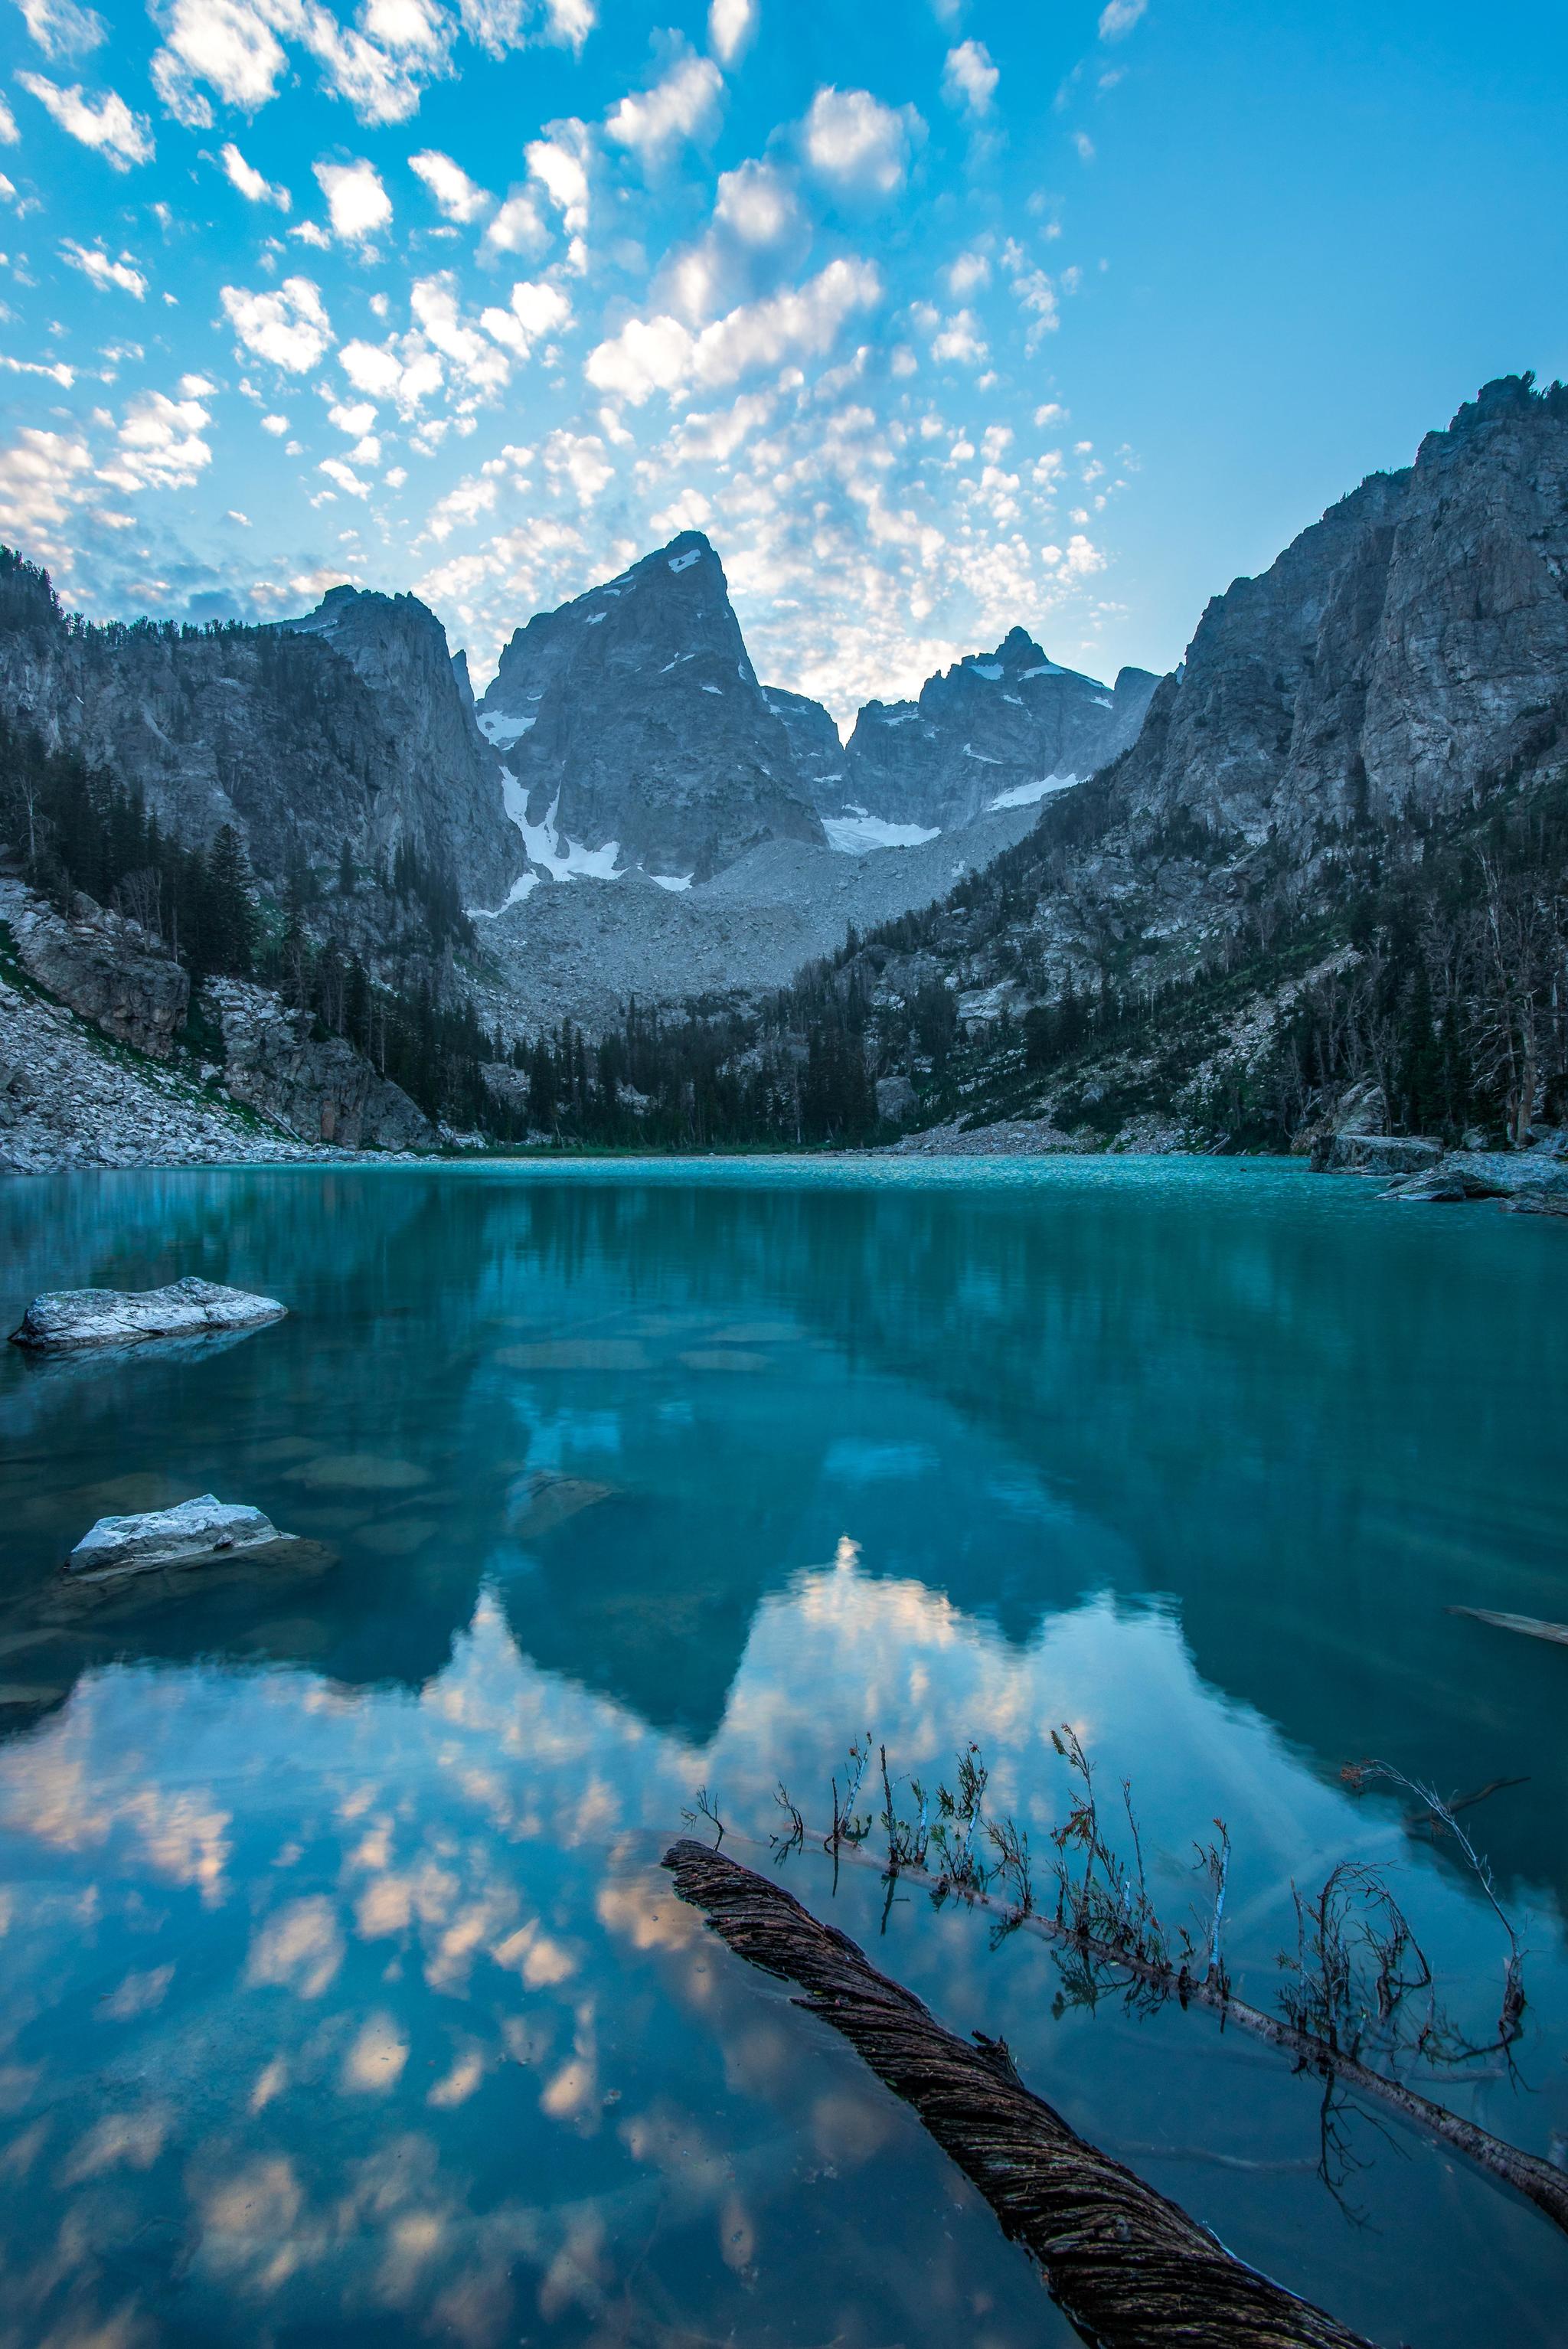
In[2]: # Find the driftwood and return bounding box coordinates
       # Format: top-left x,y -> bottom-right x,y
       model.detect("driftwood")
1448,1605 -> 1568,1648
665,1836 -> 1378,2349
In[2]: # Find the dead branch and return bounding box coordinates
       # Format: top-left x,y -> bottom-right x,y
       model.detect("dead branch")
665,1836 -> 1378,2349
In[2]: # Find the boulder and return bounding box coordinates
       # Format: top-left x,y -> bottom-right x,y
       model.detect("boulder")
66,1493 -> 294,1578
10,1275 -> 286,1351
875,1072 -> 916,1122
1326,1132 -> 1443,1175
1383,1151 -> 1568,1207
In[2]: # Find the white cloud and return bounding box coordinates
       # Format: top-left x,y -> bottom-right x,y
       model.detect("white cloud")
542,425 -> 612,503
314,157 -> 393,244
929,308 -> 986,366
15,0 -> 106,58
97,388 -> 211,493
586,253 -> 879,403
149,0 -> 289,126
338,328 -> 443,413
220,273 -> 332,371
942,39 -> 997,118
604,50 -> 721,164
410,270 -> 511,392
946,248 -> 989,297
802,86 -> 916,197
15,72 -> 153,168
289,217 -> 332,247
1073,129 -> 1095,163
1099,0 -> 1146,37
0,424 -> 90,555
525,119 -> 590,234
410,147 -> 490,222
0,97 -> 16,142
319,455 -> 371,495
60,237 -> 146,296
707,0 -> 756,65
479,275 -> 569,355
713,157 -> 797,246
481,188 -> 547,256
260,410 -> 289,433
221,139 -> 289,207
327,397 -> 376,435
424,467 -> 497,537
150,0 -> 459,131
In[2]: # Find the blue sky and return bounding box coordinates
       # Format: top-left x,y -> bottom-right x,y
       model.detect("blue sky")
1,0 -> 1564,724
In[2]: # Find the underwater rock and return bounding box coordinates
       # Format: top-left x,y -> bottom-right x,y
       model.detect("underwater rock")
66,1493 -> 296,1578
10,1276 -> 286,1351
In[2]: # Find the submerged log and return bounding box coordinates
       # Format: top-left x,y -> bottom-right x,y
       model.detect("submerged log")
1448,1605 -> 1568,1648
664,1836 -> 1377,2349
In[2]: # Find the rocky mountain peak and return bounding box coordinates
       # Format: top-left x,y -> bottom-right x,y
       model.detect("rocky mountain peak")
476,534 -> 822,884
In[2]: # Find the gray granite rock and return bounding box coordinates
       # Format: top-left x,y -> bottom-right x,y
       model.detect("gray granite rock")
1328,1133 -> 1443,1174
66,1493 -> 293,1577
6,888 -> 188,1059
207,978 -> 434,1149
10,1275 -> 286,1350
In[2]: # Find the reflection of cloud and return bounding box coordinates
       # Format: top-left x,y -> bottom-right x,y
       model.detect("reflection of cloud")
58,2104 -> 171,2182
341,2010 -> 410,2094
246,1896 -> 345,1998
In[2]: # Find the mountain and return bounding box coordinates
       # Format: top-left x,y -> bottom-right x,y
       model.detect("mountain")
762,687 -> 849,814
839,629 -> 1158,835
0,559 -> 521,908
476,531 -> 825,884
819,374 -> 1568,1151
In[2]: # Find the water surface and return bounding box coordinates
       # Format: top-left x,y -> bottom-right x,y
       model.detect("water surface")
1,1158 -> 1565,2347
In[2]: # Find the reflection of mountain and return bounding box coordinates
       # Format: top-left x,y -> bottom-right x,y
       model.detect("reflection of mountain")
2,1165 -> 1564,1915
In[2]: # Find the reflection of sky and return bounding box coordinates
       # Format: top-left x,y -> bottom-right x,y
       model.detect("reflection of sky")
2,1159 -> 1568,2345
1,1556 -> 1566,2347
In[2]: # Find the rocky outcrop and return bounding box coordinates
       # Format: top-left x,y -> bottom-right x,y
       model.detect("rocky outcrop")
1383,1147 -> 1568,1207
2,880 -> 188,1057
0,556 -> 520,907
841,630 -> 1158,832
207,978 -> 434,1150
763,688 -> 848,814
1110,377 -> 1568,845
10,1276 -> 285,1351
478,532 -> 825,884
66,1494 -> 294,1578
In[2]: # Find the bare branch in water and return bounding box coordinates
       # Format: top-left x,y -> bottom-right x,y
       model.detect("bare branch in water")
665,1836 -> 1379,2349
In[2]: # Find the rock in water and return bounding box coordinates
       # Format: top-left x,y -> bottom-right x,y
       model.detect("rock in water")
9,1276 -> 286,1351
66,1494 -> 296,1577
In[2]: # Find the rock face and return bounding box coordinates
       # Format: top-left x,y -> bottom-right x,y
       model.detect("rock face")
763,688 -> 849,815
66,1493 -> 292,1577
207,978 -> 434,1150
0,557 -> 520,906
1111,377 -> 1568,844
11,1276 -> 286,1351
4,884 -> 188,1057
841,629 -> 1158,832
477,532 -> 825,884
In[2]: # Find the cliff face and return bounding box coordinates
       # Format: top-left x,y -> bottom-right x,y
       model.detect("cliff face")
1113,377 -> 1568,844
478,532 -> 825,884
0,565 -> 520,906
842,629 -> 1158,831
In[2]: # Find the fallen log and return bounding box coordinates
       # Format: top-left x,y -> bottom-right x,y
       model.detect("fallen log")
665,1836 -> 1379,2349
1448,1606 -> 1568,1648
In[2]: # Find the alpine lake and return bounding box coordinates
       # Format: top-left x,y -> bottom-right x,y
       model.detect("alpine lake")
0,1155 -> 1565,2348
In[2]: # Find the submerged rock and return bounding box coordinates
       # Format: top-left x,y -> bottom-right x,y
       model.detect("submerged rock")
9,1276 -> 286,1351
65,1493 -> 296,1578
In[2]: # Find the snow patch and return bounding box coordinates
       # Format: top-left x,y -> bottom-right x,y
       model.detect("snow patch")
668,548 -> 701,574
478,709 -> 537,746
1020,662 -> 1067,679
498,766 -> 622,881
962,743 -> 1001,763
971,662 -> 1004,680
824,813 -> 942,856
1092,694 -> 1112,707
878,711 -> 920,726
585,610 -> 607,625
648,871 -> 693,892
701,684 -> 723,695
659,652 -> 696,672
469,871 -> 541,919
988,771 -> 1080,812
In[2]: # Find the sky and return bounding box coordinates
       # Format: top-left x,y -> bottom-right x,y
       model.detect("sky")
0,0 -> 1565,726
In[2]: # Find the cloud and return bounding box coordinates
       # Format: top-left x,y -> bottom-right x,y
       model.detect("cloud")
479,274 -> 569,355
526,119 -> 590,234
221,139 -> 290,207
480,188 -> 547,256
260,410 -> 289,433
707,0 -> 756,64
409,269 -> 511,393
946,247 -> 989,297
942,40 -> 997,118
15,0 -> 106,58
604,50 -> 721,164
338,326 -> 443,413
313,157 -> 393,244
148,0 -> 289,126
929,308 -> 986,366
15,71 -> 153,168
542,425 -> 612,503
1073,129 -> 1095,163
586,253 -> 880,403
424,466 -> 498,537
60,237 -> 147,296
0,96 -> 16,142
802,87 -> 916,197
220,273 -> 332,371
150,0 -> 459,132
97,387 -> 211,492
714,157 -> 797,247
1099,0 -> 1146,37
410,147 -> 490,221
0,425 -> 90,556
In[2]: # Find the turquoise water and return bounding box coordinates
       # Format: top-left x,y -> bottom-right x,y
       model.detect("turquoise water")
0,1157 -> 1565,2347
